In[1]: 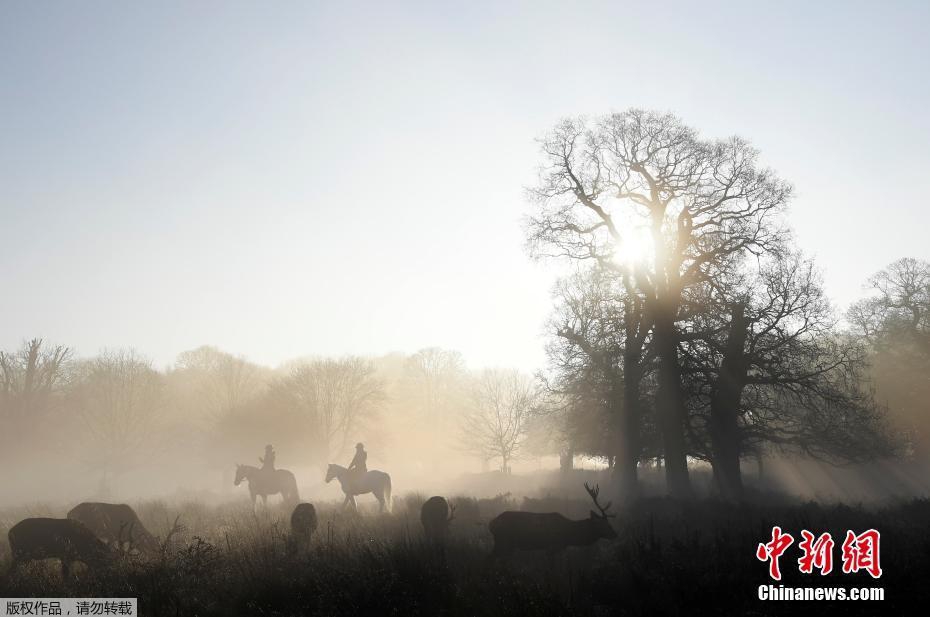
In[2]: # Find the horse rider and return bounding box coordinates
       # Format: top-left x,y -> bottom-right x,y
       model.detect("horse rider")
347,442 -> 367,490
259,444 -> 276,479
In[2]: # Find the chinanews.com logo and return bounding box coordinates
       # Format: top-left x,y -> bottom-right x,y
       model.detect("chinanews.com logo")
755,526 -> 885,601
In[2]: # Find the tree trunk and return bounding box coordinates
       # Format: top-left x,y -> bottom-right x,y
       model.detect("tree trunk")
653,307 -> 692,498
560,448 -> 574,473
611,366 -> 641,502
709,302 -> 749,502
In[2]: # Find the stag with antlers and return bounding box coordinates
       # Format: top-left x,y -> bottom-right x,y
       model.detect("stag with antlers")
488,483 -> 617,557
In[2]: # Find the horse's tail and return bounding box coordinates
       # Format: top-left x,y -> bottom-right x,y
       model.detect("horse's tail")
384,475 -> 392,513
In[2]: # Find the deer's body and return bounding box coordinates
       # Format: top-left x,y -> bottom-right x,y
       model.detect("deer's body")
67,502 -> 158,555
8,518 -> 112,577
288,502 -> 318,554
421,496 -> 454,541
489,483 -> 617,557
489,511 -> 617,556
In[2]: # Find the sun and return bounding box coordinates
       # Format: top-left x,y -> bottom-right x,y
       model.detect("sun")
612,226 -> 653,270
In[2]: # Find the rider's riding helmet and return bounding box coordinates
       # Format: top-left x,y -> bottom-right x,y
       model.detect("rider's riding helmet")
356,442 -> 364,450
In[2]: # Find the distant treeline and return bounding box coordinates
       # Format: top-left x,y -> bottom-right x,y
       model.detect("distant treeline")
0,341 -> 553,496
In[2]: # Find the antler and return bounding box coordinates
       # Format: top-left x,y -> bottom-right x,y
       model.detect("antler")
160,515 -> 184,553
584,482 -> 615,518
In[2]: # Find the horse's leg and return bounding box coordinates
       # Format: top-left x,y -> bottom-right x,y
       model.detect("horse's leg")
261,494 -> 268,508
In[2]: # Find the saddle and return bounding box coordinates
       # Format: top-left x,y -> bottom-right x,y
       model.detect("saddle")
348,467 -> 366,493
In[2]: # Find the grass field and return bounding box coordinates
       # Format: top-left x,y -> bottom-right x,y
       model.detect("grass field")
1,491 -> 928,616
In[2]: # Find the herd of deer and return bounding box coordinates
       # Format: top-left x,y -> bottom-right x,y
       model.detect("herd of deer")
6,483 -> 616,576
7,502 -> 182,577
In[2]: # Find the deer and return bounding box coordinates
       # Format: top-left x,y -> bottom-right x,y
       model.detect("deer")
67,502 -> 159,556
488,483 -> 617,557
420,496 -> 456,542
7,518 -> 115,577
288,502 -> 318,555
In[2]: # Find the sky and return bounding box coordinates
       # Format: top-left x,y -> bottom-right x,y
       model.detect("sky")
2,1 -> 929,372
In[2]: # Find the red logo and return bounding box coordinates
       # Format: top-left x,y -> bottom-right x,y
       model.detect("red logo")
756,526 -> 794,581
758,527 -> 881,580
798,530 -> 834,575
841,529 -> 882,579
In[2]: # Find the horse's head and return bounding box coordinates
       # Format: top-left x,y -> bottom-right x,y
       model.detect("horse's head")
234,464 -> 247,486
325,464 -> 337,484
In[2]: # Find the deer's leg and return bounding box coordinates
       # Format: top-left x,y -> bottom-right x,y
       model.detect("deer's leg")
491,541 -> 512,559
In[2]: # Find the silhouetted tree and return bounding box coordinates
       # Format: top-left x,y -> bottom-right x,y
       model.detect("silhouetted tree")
174,345 -> 265,419
72,349 -> 167,491
544,267 -> 651,499
274,357 -> 386,464
460,369 -> 540,473
528,109 -> 791,497
0,339 -> 72,450
849,258 -> 930,347
849,257 -> 930,458
170,346 -> 267,484
402,347 -> 465,429
683,253 -> 898,500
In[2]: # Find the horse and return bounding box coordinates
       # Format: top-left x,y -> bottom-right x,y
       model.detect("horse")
325,463 -> 392,513
234,464 -> 300,507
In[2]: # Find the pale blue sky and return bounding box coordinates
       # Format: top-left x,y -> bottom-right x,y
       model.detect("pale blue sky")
2,1 -> 929,370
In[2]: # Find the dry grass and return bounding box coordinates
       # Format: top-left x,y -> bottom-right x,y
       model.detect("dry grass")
1,493 -> 928,616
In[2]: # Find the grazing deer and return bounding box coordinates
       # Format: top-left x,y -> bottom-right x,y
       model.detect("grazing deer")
288,502 -> 318,555
488,483 -> 617,557
421,496 -> 456,542
8,518 -> 114,577
67,502 -> 159,555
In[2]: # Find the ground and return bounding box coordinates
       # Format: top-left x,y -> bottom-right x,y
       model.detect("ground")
1,491 -> 928,616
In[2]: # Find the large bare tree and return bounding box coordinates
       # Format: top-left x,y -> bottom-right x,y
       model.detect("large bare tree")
528,109 -> 791,497
683,253 -> 897,500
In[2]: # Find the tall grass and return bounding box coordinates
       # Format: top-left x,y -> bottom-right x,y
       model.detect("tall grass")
2,494 -> 928,616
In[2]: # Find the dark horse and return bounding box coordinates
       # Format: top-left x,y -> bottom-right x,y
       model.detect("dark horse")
325,464 -> 392,513
234,464 -> 300,507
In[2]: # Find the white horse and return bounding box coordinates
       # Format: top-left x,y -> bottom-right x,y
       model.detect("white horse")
325,464 -> 393,513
